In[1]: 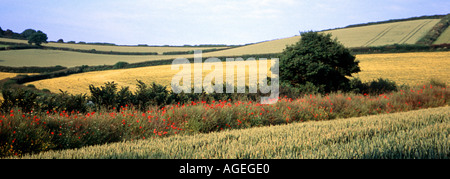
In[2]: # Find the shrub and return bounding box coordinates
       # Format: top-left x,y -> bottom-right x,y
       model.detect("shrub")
368,78 -> 397,94
89,82 -> 119,110
134,80 -> 170,110
0,88 -> 37,113
429,78 -> 447,88
348,78 -> 398,95
113,61 -> 129,69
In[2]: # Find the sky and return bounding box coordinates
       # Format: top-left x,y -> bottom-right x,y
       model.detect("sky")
0,0 -> 449,46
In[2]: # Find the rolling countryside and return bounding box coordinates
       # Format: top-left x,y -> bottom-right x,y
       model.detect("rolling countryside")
1,13 -> 449,160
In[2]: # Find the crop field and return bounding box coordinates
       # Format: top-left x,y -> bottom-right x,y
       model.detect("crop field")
25,51 -> 449,95
325,19 -> 440,47
0,38 -> 230,54
0,72 -> 37,80
0,49 -> 188,67
26,59 -> 276,94
204,19 -> 440,57
1,16 -> 450,160
433,27 -> 450,44
13,105 -> 449,159
353,51 -> 450,86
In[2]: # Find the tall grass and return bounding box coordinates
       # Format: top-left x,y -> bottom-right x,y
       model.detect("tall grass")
14,105 -> 450,159
1,82 -> 448,158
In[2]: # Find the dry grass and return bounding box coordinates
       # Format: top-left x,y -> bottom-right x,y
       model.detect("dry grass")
353,51 -> 450,86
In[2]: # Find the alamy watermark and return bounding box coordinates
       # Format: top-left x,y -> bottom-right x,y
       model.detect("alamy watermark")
171,50 -> 279,104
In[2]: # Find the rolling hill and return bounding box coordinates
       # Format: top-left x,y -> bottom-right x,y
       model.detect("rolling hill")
0,17 -> 448,68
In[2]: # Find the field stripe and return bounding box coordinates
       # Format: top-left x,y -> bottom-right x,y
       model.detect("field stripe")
398,20 -> 433,44
363,25 -> 397,47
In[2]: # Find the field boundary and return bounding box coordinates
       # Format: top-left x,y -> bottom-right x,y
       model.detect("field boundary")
0,41 -> 235,55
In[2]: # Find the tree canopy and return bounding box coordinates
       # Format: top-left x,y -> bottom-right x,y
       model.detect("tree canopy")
27,30 -> 48,46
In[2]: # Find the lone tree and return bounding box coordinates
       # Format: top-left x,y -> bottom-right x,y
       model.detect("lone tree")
27,30 -> 48,46
21,29 -> 37,39
279,31 -> 360,93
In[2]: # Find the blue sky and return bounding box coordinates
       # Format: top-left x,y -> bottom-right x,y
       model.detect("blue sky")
1,0 -> 448,45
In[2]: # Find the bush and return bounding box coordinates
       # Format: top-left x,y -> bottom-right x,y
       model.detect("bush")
0,88 -> 37,113
113,61 -> 129,69
89,82 -> 119,110
27,30 -> 48,46
429,78 -> 447,88
134,80 -> 171,110
348,78 -> 398,95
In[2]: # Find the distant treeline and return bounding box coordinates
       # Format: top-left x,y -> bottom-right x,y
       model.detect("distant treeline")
161,47 -> 234,55
43,46 -> 158,55
0,40 -> 160,55
351,44 -> 450,54
0,27 -> 28,40
0,65 -> 67,73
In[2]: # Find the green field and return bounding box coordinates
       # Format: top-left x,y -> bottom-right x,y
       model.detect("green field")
433,26 -> 450,44
0,37 -> 230,54
0,49 -> 186,67
0,19 -> 445,68
15,106 -> 449,159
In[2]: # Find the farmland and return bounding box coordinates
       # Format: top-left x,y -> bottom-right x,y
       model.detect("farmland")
11,105 -> 450,159
353,51 -> 450,86
1,14 -> 450,160
0,49 -> 186,67
0,19 -> 445,68
324,19 -> 440,47
0,37 -> 230,54
433,27 -> 450,44
25,51 -> 450,95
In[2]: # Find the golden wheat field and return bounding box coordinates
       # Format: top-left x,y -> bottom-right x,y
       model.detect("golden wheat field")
353,51 -> 450,86
25,51 -> 449,94
26,59 -> 276,94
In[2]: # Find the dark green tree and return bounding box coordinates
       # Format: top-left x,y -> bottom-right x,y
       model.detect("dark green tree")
279,31 -> 360,93
27,30 -> 48,46
21,29 -> 37,39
